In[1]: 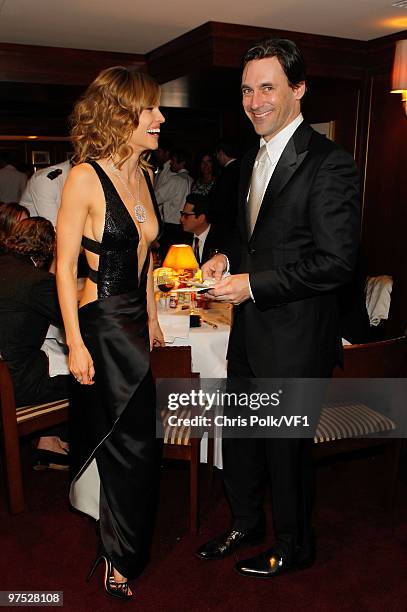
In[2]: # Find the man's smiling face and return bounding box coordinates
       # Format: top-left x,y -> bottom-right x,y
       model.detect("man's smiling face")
241,56 -> 305,142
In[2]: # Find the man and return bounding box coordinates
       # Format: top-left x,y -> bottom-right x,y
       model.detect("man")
211,140 -> 240,227
20,160 -> 71,226
0,153 -> 27,203
197,38 -> 360,577
153,136 -> 173,191
155,148 -> 193,256
180,193 -> 224,266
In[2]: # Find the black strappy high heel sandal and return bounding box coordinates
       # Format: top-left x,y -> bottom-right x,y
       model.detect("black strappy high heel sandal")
87,549 -> 133,601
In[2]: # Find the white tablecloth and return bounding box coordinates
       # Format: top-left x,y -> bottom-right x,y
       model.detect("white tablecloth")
157,306 -> 229,467
157,306 -> 229,378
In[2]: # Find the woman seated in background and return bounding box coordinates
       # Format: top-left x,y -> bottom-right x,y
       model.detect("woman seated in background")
191,151 -> 217,196
0,217 -> 70,469
0,201 -> 29,251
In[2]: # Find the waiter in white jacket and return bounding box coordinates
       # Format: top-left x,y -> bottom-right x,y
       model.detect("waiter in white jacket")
20,160 -> 71,227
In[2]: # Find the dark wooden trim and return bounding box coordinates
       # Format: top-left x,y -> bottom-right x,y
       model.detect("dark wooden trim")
146,22 -> 214,84
210,21 -> 368,80
1,23 -> 406,87
0,42 -> 146,85
366,29 -> 407,75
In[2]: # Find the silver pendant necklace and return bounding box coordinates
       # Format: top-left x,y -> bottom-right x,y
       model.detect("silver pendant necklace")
109,160 -> 147,223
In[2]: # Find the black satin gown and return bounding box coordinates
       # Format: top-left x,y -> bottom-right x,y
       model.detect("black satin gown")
69,161 -> 162,579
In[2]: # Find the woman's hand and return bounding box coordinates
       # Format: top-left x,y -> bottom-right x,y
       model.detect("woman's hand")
69,343 -> 95,385
148,318 -> 165,351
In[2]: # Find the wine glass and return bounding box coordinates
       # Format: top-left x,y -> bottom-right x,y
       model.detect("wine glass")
155,267 -> 176,294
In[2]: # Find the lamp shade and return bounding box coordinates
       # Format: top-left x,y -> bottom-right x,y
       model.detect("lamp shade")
162,244 -> 199,270
391,39 -> 407,93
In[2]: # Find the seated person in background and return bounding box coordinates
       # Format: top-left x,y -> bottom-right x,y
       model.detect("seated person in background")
180,193 -> 226,266
0,217 -> 69,469
0,201 -> 29,252
191,151 -> 217,196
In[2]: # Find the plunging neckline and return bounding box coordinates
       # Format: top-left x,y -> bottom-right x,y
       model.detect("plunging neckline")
93,161 -> 143,244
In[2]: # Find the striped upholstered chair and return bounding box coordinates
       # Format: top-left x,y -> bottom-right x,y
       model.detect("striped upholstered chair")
0,360 -> 69,514
150,345 -> 213,534
314,336 -> 407,511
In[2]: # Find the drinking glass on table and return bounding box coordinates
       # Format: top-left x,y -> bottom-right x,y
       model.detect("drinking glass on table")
155,267 -> 177,294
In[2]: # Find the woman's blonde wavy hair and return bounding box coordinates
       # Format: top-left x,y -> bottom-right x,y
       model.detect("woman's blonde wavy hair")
70,66 -> 160,170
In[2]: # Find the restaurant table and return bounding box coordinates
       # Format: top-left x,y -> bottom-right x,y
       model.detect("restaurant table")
157,304 -> 230,468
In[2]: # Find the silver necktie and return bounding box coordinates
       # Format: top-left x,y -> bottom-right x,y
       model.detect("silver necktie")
247,144 -> 271,235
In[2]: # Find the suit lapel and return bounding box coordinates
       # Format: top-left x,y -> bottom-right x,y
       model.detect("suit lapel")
250,122 -> 313,241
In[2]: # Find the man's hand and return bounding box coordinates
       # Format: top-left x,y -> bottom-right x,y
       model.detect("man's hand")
208,273 -> 251,305
201,253 -> 228,281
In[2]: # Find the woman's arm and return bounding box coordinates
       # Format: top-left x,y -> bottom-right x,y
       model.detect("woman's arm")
56,165 -> 95,384
146,252 -> 164,351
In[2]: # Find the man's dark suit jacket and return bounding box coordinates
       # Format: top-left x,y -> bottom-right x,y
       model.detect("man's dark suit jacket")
186,224 -> 228,266
0,253 -> 65,405
227,121 -> 360,378
210,159 -> 240,226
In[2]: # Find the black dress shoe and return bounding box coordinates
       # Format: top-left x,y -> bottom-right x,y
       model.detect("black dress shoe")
196,527 -> 265,560
235,548 -> 315,578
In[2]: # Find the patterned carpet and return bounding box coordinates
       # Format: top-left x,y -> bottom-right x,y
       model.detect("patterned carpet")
1,442 -> 407,611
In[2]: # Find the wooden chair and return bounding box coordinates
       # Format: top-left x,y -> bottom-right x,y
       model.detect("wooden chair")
150,345 -> 213,534
314,336 -> 407,511
0,360 -> 69,514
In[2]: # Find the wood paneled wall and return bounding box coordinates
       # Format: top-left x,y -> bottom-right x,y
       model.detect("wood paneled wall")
0,23 -> 406,333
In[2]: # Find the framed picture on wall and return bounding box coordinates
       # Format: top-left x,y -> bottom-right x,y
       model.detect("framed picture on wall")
31,150 -> 50,165
310,121 -> 335,141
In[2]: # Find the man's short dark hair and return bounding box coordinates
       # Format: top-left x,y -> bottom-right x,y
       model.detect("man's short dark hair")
216,140 -> 239,160
170,148 -> 189,164
157,136 -> 173,153
185,193 -> 213,221
242,38 -> 306,88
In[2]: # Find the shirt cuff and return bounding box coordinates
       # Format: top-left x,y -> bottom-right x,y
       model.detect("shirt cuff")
248,275 -> 255,302
222,254 -> 230,276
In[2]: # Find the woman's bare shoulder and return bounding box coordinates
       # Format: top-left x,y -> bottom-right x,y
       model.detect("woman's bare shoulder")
68,162 -> 98,182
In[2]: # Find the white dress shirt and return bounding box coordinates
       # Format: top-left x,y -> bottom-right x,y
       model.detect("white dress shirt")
247,114 -> 304,300
193,224 -> 211,262
154,159 -> 171,190
20,161 -> 71,227
248,113 -> 304,206
155,168 -> 193,224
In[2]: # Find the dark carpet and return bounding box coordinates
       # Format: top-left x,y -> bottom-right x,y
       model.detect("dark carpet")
1,443 -> 407,612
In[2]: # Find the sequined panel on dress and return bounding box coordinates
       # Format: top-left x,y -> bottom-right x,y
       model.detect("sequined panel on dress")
87,161 -> 157,299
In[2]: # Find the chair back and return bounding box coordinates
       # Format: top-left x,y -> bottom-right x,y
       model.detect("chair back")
150,346 -> 195,379
334,336 -> 407,379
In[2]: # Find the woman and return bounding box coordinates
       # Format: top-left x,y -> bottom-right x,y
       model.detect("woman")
56,66 -> 165,600
0,217 -> 69,467
191,151 -> 217,196
0,201 -> 29,251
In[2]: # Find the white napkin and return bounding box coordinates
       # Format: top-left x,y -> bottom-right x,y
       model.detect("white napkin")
157,312 -> 190,343
41,324 -> 70,376
365,275 -> 393,326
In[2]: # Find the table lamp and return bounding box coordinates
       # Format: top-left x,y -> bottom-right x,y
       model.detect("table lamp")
162,244 -> 199,274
